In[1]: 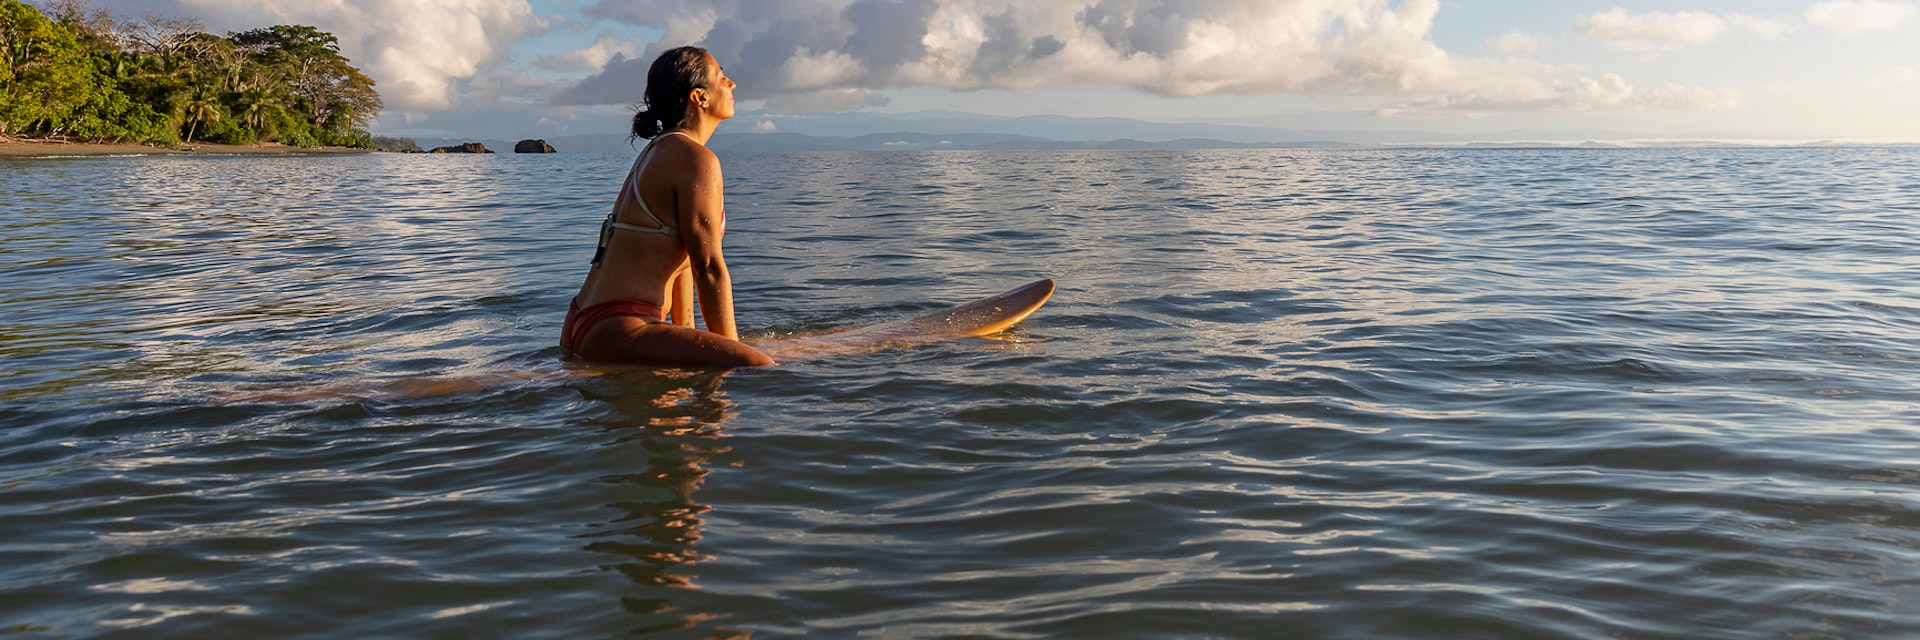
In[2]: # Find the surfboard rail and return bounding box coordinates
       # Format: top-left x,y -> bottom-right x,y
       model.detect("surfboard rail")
754,278 -> 1054,361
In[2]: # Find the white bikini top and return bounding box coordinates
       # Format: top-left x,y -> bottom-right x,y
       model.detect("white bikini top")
591,132 -> 695,266
610,131 -> 691,238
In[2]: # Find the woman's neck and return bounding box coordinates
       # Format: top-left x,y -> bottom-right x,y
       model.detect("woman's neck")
669,118 -> 718,145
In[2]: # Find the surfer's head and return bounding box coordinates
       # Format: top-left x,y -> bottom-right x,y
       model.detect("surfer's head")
632,46 -> 732,139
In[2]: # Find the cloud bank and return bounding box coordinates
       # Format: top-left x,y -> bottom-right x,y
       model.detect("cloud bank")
117,0 -> 546,110
552,0 -> 1735,116
1576,9 -> 1727,51
1378,72 -> 1742,115
1484,30 -> 1548,54
535,30 -> 638,72
557,0 -> 1467,108
1574,8 -> 1791,51
1805,0 -> 1919,33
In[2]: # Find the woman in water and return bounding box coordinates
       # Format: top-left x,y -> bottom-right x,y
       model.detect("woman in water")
561,47 -> 774,366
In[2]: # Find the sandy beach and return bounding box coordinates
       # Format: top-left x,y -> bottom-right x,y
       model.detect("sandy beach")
0,137 -> 372,157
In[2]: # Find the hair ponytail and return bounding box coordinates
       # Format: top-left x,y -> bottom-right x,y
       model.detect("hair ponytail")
631,46 -> 712,139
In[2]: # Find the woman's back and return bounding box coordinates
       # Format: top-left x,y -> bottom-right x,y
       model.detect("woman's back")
574,133 -> 709,309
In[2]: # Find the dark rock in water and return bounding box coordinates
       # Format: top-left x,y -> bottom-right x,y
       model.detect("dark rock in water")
429,142 -> 493,154
514,139 -> 556,153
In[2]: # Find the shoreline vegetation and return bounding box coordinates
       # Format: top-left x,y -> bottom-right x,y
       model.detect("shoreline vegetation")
0,135 -> 372,156
1,0 -> 408,151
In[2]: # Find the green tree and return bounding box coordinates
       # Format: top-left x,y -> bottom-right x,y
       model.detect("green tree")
1,0 -> 99,135
230,25 -> 379,135
234,85 -> 280,135
68,85 -> 174,143
4,2 -> 380,147
177,82 -> 218,140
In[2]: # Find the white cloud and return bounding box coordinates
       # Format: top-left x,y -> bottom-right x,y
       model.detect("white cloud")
1378,71 -> 1741,115
1576,8 -> 1726,51
777,48 -> 865,91
1805,0 -> 1919,34
1727,14 -> 1791,38
559,0 -> 1466,103
534,30 -> 636,72
555,0 -> 1739,118
1485,29 -> 1548,53
1867,66 -> 1920,89
456,66 -> 570,109
766,87 -> 891,111
133,0 -> 546,110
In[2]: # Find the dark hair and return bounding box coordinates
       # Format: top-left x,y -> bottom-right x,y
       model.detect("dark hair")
631,46 -> 712,139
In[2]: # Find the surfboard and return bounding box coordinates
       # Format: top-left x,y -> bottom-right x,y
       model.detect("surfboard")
216,280 -> 1053,402
753,278 -> 1055,361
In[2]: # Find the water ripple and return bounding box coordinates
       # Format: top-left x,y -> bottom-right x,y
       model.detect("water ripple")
3,148 -> 1919,637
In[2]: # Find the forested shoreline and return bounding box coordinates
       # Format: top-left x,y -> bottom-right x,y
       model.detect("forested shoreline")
0,0 -> 384,148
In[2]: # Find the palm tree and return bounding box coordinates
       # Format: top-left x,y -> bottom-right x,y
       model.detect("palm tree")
236,86 -> 279,136
179,85 -> 221,141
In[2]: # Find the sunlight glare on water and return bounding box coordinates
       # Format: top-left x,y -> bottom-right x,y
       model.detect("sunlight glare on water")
2,147 -> 1918,638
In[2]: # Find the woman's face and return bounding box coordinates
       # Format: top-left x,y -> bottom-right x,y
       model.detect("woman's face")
701,55 -> 737,121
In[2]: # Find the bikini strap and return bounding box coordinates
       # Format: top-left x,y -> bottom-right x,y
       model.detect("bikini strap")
624,132 -> 690,235
593,132 -> 693,266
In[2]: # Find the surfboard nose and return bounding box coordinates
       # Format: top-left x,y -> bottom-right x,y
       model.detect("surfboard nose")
1011,278 -> 1056,298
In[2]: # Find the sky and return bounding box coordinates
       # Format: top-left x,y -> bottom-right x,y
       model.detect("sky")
88,0 -> 1920,141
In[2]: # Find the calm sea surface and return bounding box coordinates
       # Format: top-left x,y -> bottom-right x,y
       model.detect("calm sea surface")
2,147 -> 1918,638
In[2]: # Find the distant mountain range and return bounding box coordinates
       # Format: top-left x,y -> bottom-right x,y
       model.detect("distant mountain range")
414,132 -> 1358,154
411,110 -> 1914,154
708,132 -> 1368,152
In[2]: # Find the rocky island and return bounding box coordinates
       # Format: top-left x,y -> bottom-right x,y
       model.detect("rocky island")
428,142 -> 493,154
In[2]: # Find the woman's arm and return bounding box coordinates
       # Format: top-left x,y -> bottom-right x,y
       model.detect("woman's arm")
678,149 -> 741,340
666,261 -> 695,327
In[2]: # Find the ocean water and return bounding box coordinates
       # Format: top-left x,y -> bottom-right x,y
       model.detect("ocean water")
2,147 -> 1917,638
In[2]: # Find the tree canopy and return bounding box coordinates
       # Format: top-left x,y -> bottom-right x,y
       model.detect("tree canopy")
0,0 -> 381,147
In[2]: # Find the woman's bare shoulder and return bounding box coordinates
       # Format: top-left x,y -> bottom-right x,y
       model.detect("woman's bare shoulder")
653,135 -> 718,165
639,138 -> 715,186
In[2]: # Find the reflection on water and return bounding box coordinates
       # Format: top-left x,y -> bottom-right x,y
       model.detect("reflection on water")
3,148 -> 1919,637
579,370 -> 751,637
